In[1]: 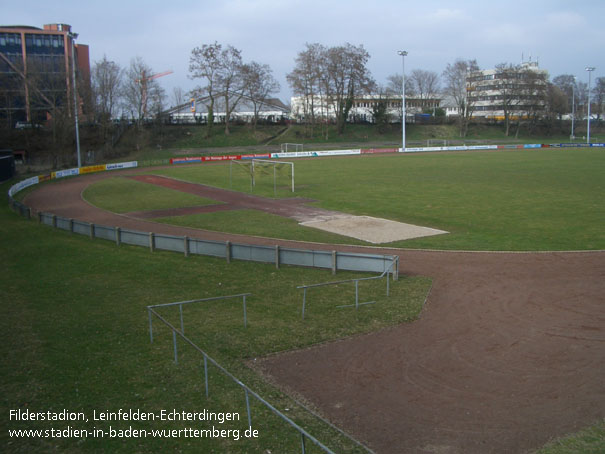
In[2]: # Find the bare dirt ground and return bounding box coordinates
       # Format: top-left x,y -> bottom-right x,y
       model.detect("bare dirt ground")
23,168 -> 605,454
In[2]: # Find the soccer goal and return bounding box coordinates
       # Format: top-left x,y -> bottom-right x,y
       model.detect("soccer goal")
427,139 -> 448,147
280,143 -> 304,153
230,159 -> 294,195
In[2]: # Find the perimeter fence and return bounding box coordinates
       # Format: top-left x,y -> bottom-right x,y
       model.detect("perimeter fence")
298,257 -> 399,320
147,294 -> 343,454
8,206 -> 398,276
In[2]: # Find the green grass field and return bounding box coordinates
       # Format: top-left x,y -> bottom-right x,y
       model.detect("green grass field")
83,177 -> 219,213
4,146 -> 605,453
0,184 -> 430,453
86,148 -> 605,251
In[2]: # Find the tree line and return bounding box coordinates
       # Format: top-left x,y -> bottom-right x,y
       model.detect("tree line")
88,42 -> 604,140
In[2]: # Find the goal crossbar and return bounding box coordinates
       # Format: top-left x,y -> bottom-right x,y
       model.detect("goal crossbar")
251,159 -> 295,193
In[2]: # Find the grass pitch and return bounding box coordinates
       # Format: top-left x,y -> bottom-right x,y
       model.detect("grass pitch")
100,148 -> 605,251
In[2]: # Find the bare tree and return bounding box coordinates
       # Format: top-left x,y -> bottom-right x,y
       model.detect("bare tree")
384,73 -> 414,124
189,43 -> 220,136
188,42 -> 245,136
171,86 -> 186,109
386,73 -> 415,96
552,74 -> 575,114
216,45 -> 244,135
593,77 -> 604,120
515,66 -> 548,135
544,83 -> 568,124
442,59 -> 479,137
325,43 -> 374,134
287,43 -> 326,136
409,69 -> 440,101
489,63 -> 520,136
122,56 -> 157,124
241,61 -> 280,130
91,55 -> 123,139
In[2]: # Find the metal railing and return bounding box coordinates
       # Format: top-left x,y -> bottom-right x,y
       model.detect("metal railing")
24,211 -> 398,276
298,256 -> 399,320
147,299 -> 337,454
147,294 -> 252,342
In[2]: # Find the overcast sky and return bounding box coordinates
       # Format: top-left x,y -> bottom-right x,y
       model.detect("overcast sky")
3,0 -> 604,105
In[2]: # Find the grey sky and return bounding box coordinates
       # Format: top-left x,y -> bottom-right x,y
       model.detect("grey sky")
3,0 -> 603,104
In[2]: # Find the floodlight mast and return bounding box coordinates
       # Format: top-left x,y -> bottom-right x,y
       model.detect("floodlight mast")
585,67 -> 595,144
397,51 -> 408,151
68,32 -> 81,168
571,76 -> 576,140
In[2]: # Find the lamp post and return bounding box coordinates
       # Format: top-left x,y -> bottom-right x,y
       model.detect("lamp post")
69,32 -> 82,168
397,50 -> 408,151
585,67 -> 595,144
571,77 -> 576,141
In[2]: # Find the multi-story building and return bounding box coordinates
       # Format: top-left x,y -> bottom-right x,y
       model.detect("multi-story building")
167,93 -> 289,124
290,94 -> 442,123
467,61 -> 548,121
0,23 -> 90,127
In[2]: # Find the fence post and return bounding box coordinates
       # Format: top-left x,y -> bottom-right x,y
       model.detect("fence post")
173,329 -> 178,364
149,232 -> 155,253
115,227 -> 121,246
242,295 -> 248,328
275,245 -> 280,269
38,212 -> 42,224
355,280 -> 359,310
52,215 -> 57,228
331,251 -> 337,275
203,355 -> 209,397
179,304 -> 184,334
387,267 -> 390,297
301,433 -> 307,454
225,241 -> 231,263
148,309 -> 154,343
244,388 -> 252,429
184,236 -> 189,257
89,222 -> 95,239
302,288 -> 307,320
69,218 -> 74,233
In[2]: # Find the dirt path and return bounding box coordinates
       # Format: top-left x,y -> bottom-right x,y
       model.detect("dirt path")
23,169 -> 605,454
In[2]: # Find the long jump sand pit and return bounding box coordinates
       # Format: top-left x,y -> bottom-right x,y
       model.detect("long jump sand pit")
300,215 -> 448,244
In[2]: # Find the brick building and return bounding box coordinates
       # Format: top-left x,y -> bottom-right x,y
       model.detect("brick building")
0,23 -> 90,127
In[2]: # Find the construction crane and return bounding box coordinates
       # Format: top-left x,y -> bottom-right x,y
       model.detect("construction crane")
136,70 -> 173,119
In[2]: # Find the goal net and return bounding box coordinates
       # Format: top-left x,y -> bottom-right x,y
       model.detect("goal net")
280,143 -> 304,153
427,139 -> 448,147
230,159 -> 294,195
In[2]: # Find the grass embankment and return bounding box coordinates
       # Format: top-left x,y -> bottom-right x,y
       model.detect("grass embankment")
86,148 -> 605,251
114,122 -> 590,163
1,183 -> 430,453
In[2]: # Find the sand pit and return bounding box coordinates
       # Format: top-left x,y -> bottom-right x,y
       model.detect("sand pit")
300,215 -> 448,244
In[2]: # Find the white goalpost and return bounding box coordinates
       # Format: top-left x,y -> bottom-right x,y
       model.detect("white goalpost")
280,143 -> 304,153
230,159 -> 295,195
427,139 -> 448,147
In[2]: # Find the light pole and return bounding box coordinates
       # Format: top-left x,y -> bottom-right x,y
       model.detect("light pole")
69,32 -> 82,168
571,77 -> 576,141
586,67 -> 595,144
398,50 -> 408,151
